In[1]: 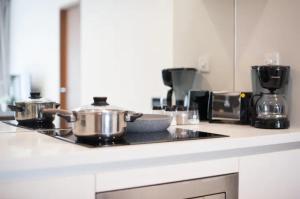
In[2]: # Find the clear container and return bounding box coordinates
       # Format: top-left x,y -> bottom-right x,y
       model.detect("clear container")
176,111 -> 189,125
256,94 -> 288,119
187,104 -> 200,124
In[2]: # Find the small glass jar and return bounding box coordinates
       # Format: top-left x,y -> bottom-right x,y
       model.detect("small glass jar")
187,104 -> 200,124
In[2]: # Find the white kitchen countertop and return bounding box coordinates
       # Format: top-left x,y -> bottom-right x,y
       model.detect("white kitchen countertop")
1,121 -> 300,191
0,122 -> 32,133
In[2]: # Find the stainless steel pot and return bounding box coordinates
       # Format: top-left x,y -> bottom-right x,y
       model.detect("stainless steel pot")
8,92 -> 60,124
43,97 -> 143,139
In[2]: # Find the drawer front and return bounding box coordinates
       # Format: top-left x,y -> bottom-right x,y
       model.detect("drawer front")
96,173 -> 238,199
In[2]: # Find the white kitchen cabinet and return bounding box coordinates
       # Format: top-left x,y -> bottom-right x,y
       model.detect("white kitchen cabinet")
0,174 -> 95,199
239,149 -> 300,199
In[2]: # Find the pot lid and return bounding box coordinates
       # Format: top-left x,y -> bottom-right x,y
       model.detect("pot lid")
74,97 -> 125,113
17,92 -> 56,104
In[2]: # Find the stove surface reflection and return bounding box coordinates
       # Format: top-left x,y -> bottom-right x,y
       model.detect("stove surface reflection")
3,120 -> 228,148
38,128 -> 228,148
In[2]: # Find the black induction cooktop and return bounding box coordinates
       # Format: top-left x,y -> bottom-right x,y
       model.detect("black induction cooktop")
3,118 -> 72,130
3,120 -> 228,148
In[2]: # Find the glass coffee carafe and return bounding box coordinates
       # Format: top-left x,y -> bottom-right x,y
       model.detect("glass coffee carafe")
256,94 -> 288,119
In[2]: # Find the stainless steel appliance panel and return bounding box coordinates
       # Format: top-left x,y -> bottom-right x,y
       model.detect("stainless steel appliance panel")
96,173 -> 238,199
208,92 -> 252,124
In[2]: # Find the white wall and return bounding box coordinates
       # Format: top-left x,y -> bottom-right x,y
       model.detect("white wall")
236,0 -> 300,127
10,0 -> 172,112
173,0 -> 234,91
10,0 -> 233,113
10,0 -> 78,102
80,0 -> 172,112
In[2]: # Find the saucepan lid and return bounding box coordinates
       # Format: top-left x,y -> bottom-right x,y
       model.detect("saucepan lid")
16,92 -> 56,104
74,97 -> 126,113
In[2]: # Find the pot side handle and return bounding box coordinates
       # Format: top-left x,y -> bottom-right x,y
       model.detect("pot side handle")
42,108 -> 76,122
126,112 -> 143,122
7,105 -> 24,112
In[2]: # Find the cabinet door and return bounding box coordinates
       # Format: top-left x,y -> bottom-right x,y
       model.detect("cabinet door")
239,149 -> 300,199
0,174 -> 95,199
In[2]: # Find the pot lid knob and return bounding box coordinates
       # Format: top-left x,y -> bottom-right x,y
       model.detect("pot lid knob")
92,97 -> 109,106
29,92 -> 41,99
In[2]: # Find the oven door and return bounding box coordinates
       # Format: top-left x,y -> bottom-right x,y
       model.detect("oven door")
96,173 -> 238,199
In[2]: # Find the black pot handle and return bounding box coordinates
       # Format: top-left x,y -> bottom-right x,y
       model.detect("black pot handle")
57,113 -> 76,123
42,108 -> 76,122
7,105 -> 24,112
125,112 -> 143,122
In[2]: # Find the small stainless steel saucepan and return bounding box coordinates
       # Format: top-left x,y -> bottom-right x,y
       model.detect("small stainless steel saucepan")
43,97 -> 143,140
8,92 -> 60,124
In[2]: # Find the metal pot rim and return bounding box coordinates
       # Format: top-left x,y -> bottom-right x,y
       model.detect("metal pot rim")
15,101 -> 57,105
74,109 -> 127,114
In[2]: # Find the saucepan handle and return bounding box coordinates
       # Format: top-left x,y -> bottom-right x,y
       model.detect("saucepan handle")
125,112 -> 143,122
55,103 -> 60,109
42,108 -> 76,122
7,105 -> 24,112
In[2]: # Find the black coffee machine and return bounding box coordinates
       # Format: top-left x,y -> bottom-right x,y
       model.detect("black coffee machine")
162,68 -> 197,108
250,65 -> 290,129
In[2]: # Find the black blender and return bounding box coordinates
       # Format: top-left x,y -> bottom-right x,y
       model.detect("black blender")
250,65 -> 290,129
